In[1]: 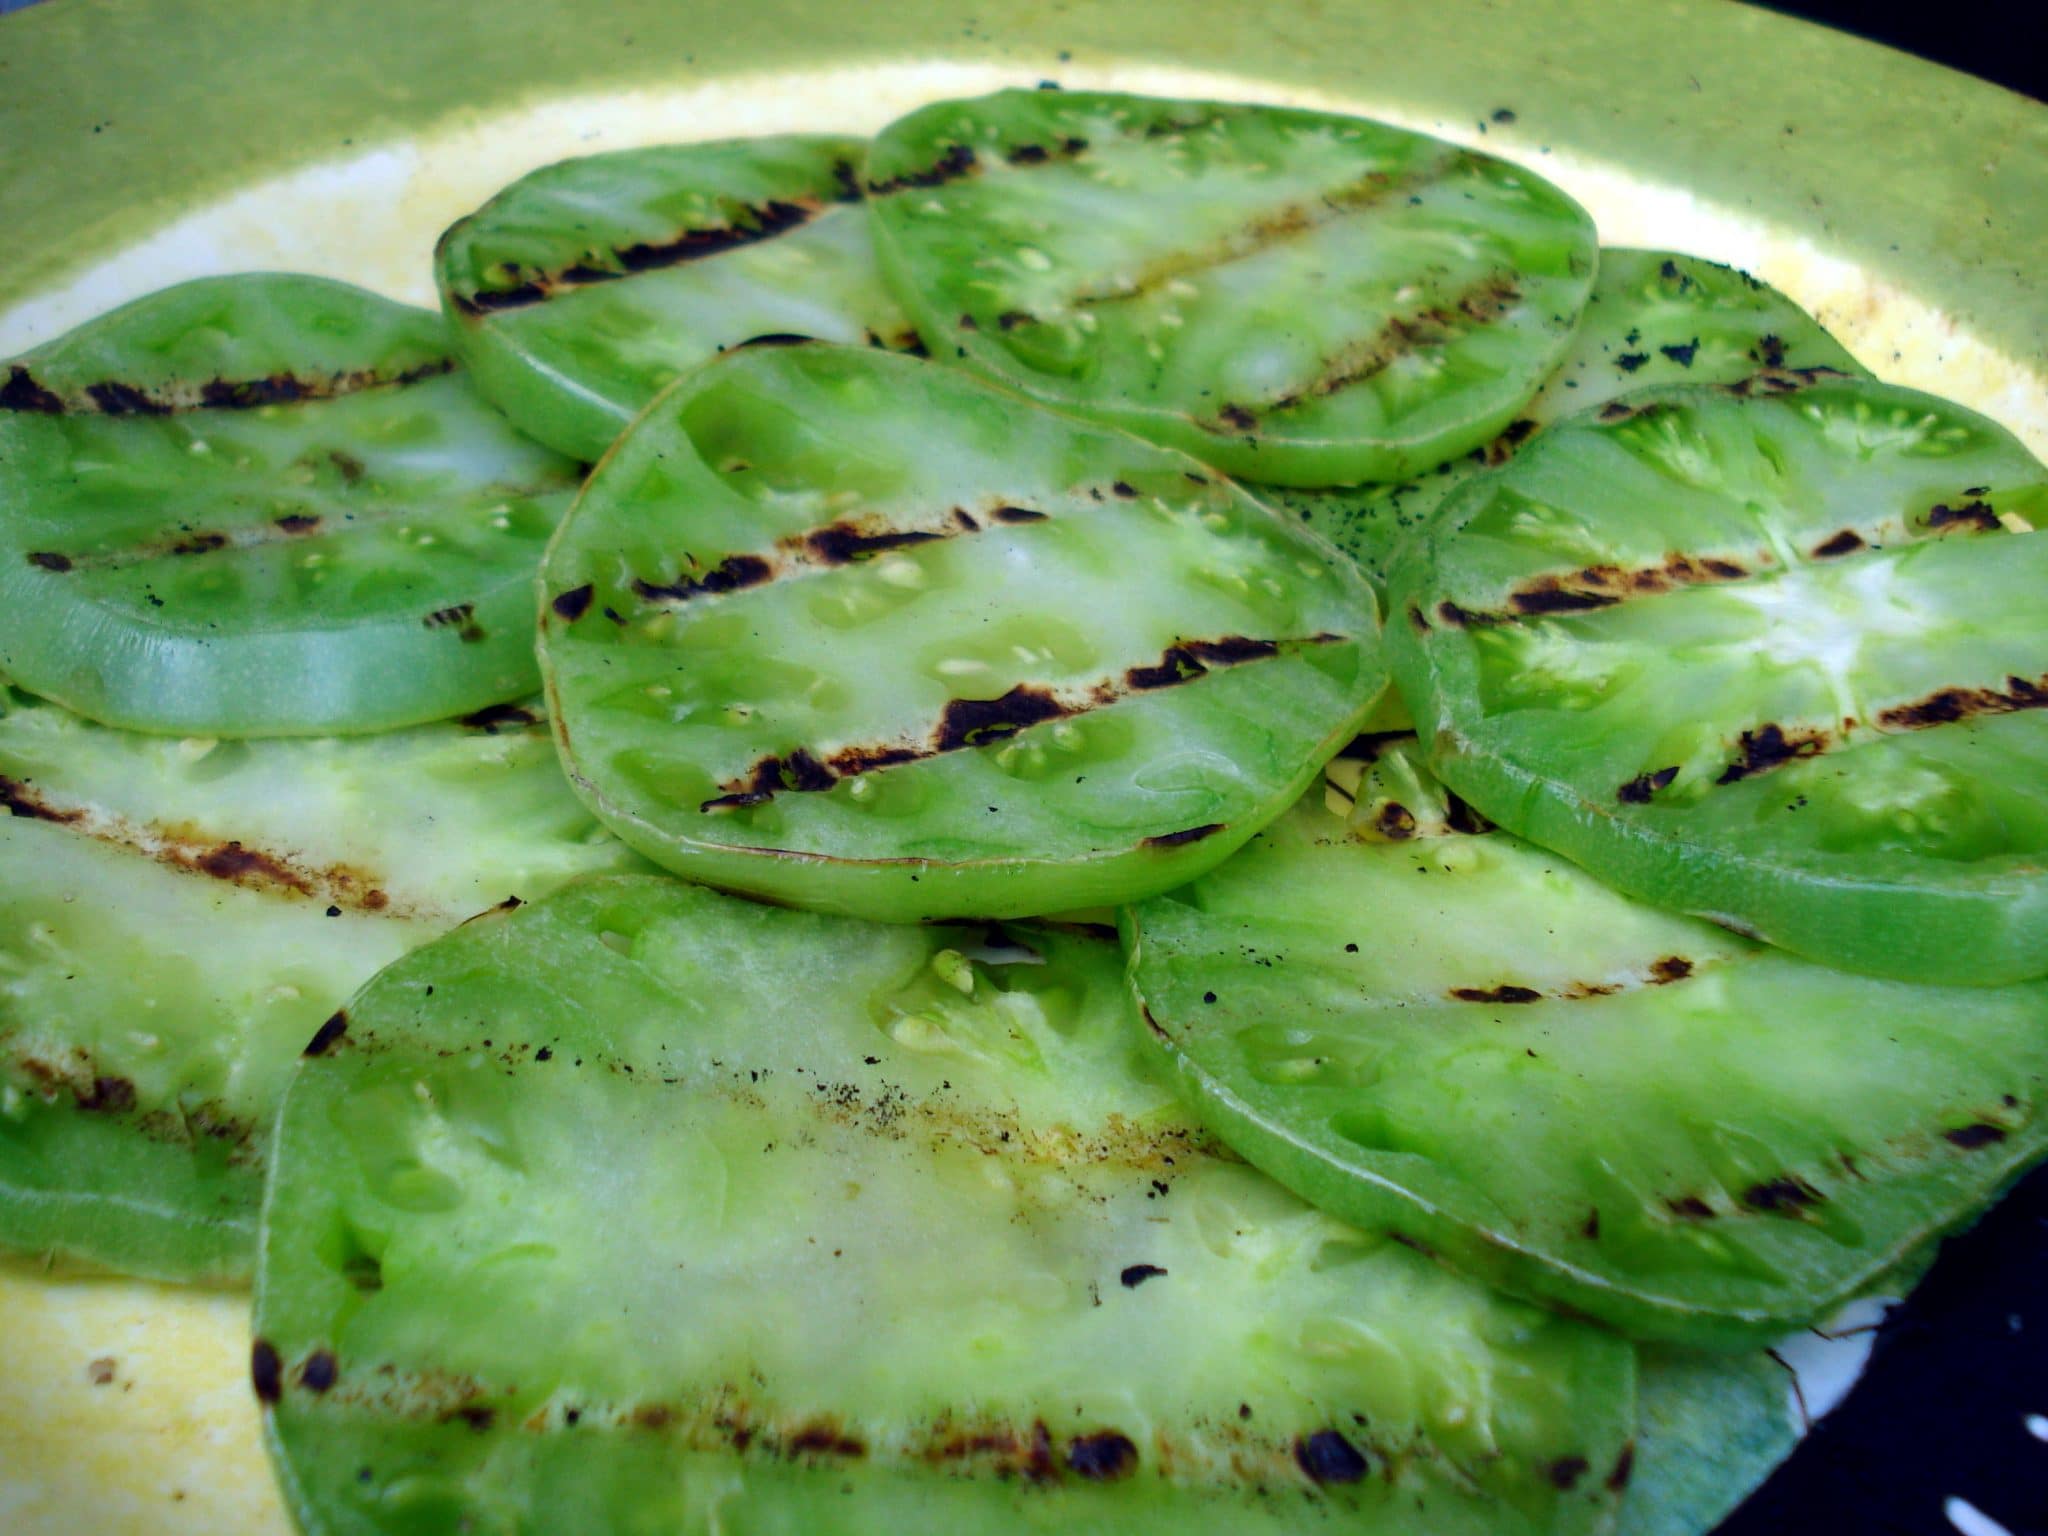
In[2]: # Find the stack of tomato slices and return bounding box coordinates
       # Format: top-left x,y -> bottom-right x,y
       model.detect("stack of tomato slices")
3,87 -> 2043,1536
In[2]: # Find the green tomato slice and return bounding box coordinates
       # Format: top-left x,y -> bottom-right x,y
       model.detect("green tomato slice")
1386,374 -> 2048,983
1273,249 -> 1868,591
865,89 -> 1597,487
1619,1349 -> 1798,1536
1123,741 -> 2048,1343
436,135 -> 918,462
255,878 -> 1634,1536
0,688 -> 645,1283
0,274 -> 583,736
539,343 -> 1383,921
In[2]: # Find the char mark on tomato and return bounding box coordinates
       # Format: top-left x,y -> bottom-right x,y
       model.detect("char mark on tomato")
1142,823 -> 1224,849
3,358 -> 454,415
1450,984 -> 1542,1004
1617,765 -> 1678,804
699,634 -> 1335,812
458,702 -> 543,733
1722,363 -> 1852,398
450,197 -> 841,314
1716,722 -> 1828,785
1878,673 -> 2048,731
1810,528 -> 1865,559
1926,499 -> 2002,534
1439,552 -> 1753,627
1229,270 -> 1522,428
1740,1175 -> 1825,1214
864,141 -> 981,196
0,773 -> 85,824
1294,1428 -> 1370,1485
1945,1121 -> 2009,1150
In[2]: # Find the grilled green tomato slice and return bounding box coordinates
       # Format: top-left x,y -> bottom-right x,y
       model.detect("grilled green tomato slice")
1123,741 -> 2048,1343
1273,250 -> 1867,591
255,879 -> 1633,1536
0,274 -> 582,736
435,136 -> 917,463
865,89 -> 1597,487
1387,374 -> 2048,983
540,343 -> 1382,921
0,689 -> 645,1283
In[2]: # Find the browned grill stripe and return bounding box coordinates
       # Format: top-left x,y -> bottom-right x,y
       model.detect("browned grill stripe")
0,359 -> 454,416
1878,673 -> 2048,732
1441,956 -> 1702,1006
1433,551 -> 1755,629
1214,269 -> 1521,429
451,176 -> 861,314
699,633 -> 1341,812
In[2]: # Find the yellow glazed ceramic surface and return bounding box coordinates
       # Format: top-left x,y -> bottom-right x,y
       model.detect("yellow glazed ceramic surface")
0,3 -> 2042,1532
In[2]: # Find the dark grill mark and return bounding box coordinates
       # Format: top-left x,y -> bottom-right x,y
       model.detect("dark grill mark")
788,1421 -> 866,1457
1374,802 -> 1418,839
75,1075 -> 137,1113
1549,1456 -> 1591,1490
1878,674 -> 2048,731
699,634 -> 1333,811
458,702 -> 542,733
195,841 -> 313,893
631,553 -> 774,604
1666,1196 -> 1716,1220
274,512 -> 322,535
1211,265 -> 1518,430
732,332 -> 816,350
1716,723 -> 1827,784
1618,765 -> 1679,804
551,584 -> 595,621
804,525 -> 945,564
1450,984 -> 1541,1005
1608,1443 -> 1637,1492
1438,551 -> 1755,629
301,1350 -> 339,1393
169,532 -> 228,556
1066,1431 -> 1138,1480
1649,955 -> 1693,984
0,366 -> 64,413
453,199 -> 837,314
1119,1264 -> 1167,1288
1660,340 -> 1699,367
865,142 -> 980,196
1141,823 -> 1225,849
992,505 -> 1047,524
1811,528 -> 1866,559
251,1341 -> 283,1405
1945,1122 -> 2008,1150
1294,1429 -> 1369,1485
1927,500 -> 2001,534
0,774 -> 85,824
304,1012 -> 349,1058
1511,584 -> 1618,616
1742,1176 -> 1823,1213
26,551 -> 73,572
1724,364 -> 1852,399
86,381 -> 169,416
424,602 -> 477,633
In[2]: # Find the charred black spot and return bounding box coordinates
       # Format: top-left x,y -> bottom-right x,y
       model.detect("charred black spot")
1294,1429 -> 1369,1485
1599,400 -> 1638,421
992,505 -> 1048,524
1067,1431 -> 1138,1480
789,1421 -> 866,1457
1142,823 -> 1224,849
251,1340 -> 283,1405
1582,1208 -> 1601,1240
1217,404 -> 1257,431
0,366 -> 64,413
733,331 -> 816,350
1510,584 -> 1620,616
85,381 -> 169,416
274,512 -> 322,535
193,841 -> 310,892
1945,1122 -> 2008,1150
1811,528 -> 1866,559
1374,802 -> 1418,839
1616,353 -> 1649,373
170,532 -> 228,555
805,523 -> 944,564
1111,480 -> 1138,499
1742,1175 -> 1823,1213
1665,1195 -> 1715,1220
632,553 -> 773,603
1608,1442 -> 1637,1492
1185,635 -> 1281,666
76,1075 -> 136,1113
304,1012 -> 349,1058
1437,600 -> 1504,628
1008,143 -> 1050,164
300,1350 -> 338,1393
423,602 -> 476,630
1618,765 -> 1679,804
952,508 -> 980,532
829,159 -> 863,202
1648,955 -> 1694,984
1126,646 -> 1207,690
551,584 -> 595,621
1451,984 -> 1541,1004
936,686 -> 1067,751
450,1405 -> 495,1432
825,744 -> 921,777
1549,1455 -> 1591,1490
1753,333 -> 1788,369
995,309 -> 1035,331
1717,723 -> 1826,784
1660,340 -> 1699,367
26,550 -> 73,572
1879,674 -> 2048,731
1927,500 -> 2001,534
0,774 -> 83,823
1119,1264 -> 1167,1288
458,702 -> 541,733
866,141 -> 979,195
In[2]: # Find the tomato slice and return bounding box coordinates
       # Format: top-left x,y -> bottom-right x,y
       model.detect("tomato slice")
540,343 -> 1383,920
0,687 -> 645,1282
0,274 -> 582,736
866,90 -> 1597,487
256,878 -> 1634,1535
1125,740 -> 2048,1342
1387,374 -> 2048,983
1274,249 -> 1868,591
436,135 -> 918,462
